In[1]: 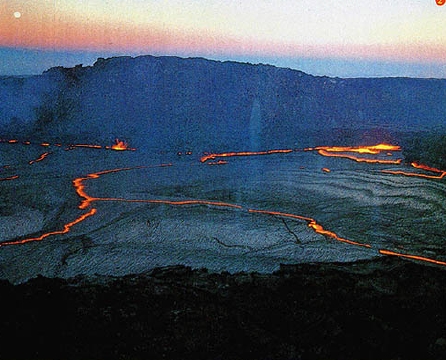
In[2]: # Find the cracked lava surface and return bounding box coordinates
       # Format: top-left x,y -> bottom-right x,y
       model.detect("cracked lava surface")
1,139 -> 446,279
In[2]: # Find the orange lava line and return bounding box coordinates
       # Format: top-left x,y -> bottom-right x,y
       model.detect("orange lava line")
381,162 -> 446,180
2,141 -> 445,268
1,137 -> 137,152
72,164 -> 240,210
379,249 -> 446,266
28,152 -> 50,165
411,162 -> 446,175
97,197 -> 243,209
381,170 -> 446,179
0,208 -> 97,247
248,209 -> 371,248
200,149 -> 293,163
69,144 -> 103,149
0,175 -> 19,181
307,144 -> 401,154
73,165 -> 165,209
317,149 -> 402,164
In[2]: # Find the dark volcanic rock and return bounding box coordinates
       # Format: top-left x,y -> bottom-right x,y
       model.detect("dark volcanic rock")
1,55 -> 446,151
1,258 -> 446,360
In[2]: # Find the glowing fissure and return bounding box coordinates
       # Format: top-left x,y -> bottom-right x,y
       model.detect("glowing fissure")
73,165 -> 242,210
1,141 -> 446,268
0,209 -> 97,247
302,144 -> 403,164
0,175 -> 19,181
379,249 -> 446,266
28,152 -> 51,165
316,149 -> 402,164
200,149 -> 293,163
0,166 -> 156,247
68,144 -> 103,150
381,162 -> 446,180
99,198 -> 244,209
84,172 -> 367,248
307,144 -> 401,154
248,209 -> 371,248
1,138 -> 134,152
73,164 -> 172,210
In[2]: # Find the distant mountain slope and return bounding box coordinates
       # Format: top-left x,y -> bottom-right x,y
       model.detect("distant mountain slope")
1,55 -> 445,151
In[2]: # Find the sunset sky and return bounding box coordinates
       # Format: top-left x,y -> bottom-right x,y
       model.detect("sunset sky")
1,0 -> 445,77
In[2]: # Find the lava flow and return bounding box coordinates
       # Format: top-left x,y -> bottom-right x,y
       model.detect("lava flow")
379,249 -> 446,266
381,162 -> 446,180
1,137 -> 135,152
201,149 -> 293,163
73,165 -> 242,210
0,209 -> 97,247
28,152 -> 50,165
308,144 -> 401,154
305,144 -> 402,165
248,209 -> 371,248
1,139 -> 446,269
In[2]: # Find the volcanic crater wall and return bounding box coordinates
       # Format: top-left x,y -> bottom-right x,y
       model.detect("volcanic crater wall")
1,55 -> 445,151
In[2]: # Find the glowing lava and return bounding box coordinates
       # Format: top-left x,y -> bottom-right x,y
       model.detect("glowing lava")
201,149 -> 293,163
316,149 -> 402,164
0,209 -> 97,247
73,165 -> 242,211
1,138 -> 446,269
0,175 -> 19,181
28,152 -> 50,165
381,162 -> 446,180
68,144 -> 103,150
107,139 -> 135,151
379,249 -> 446,266
307,144 -> 401,154
248,209 -> 371,248
304,144 -> 402,165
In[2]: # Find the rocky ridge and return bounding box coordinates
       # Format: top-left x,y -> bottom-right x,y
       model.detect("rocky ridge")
1,257 -> 446,360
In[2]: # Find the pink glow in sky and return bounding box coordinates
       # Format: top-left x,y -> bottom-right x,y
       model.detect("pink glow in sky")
1,0 -> 445,77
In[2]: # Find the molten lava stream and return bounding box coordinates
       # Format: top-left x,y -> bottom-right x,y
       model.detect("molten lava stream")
0,209 -> 97,247
74,165 -> 242,210
248,209 -> 371,248
308,144 -> 401,154
303,144 -> 403,165
379,249 -> 446,266
201,149 -> 293,163
381,162 -> 446,179
315,149 -> 402,164
28,152 -> 51,165
2,146 -> 446,269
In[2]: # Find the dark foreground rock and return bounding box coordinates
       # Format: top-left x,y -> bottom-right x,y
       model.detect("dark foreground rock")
1,257 -> 446,360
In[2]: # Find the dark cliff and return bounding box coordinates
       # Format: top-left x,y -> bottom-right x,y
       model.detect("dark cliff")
1,55 -> 445,152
